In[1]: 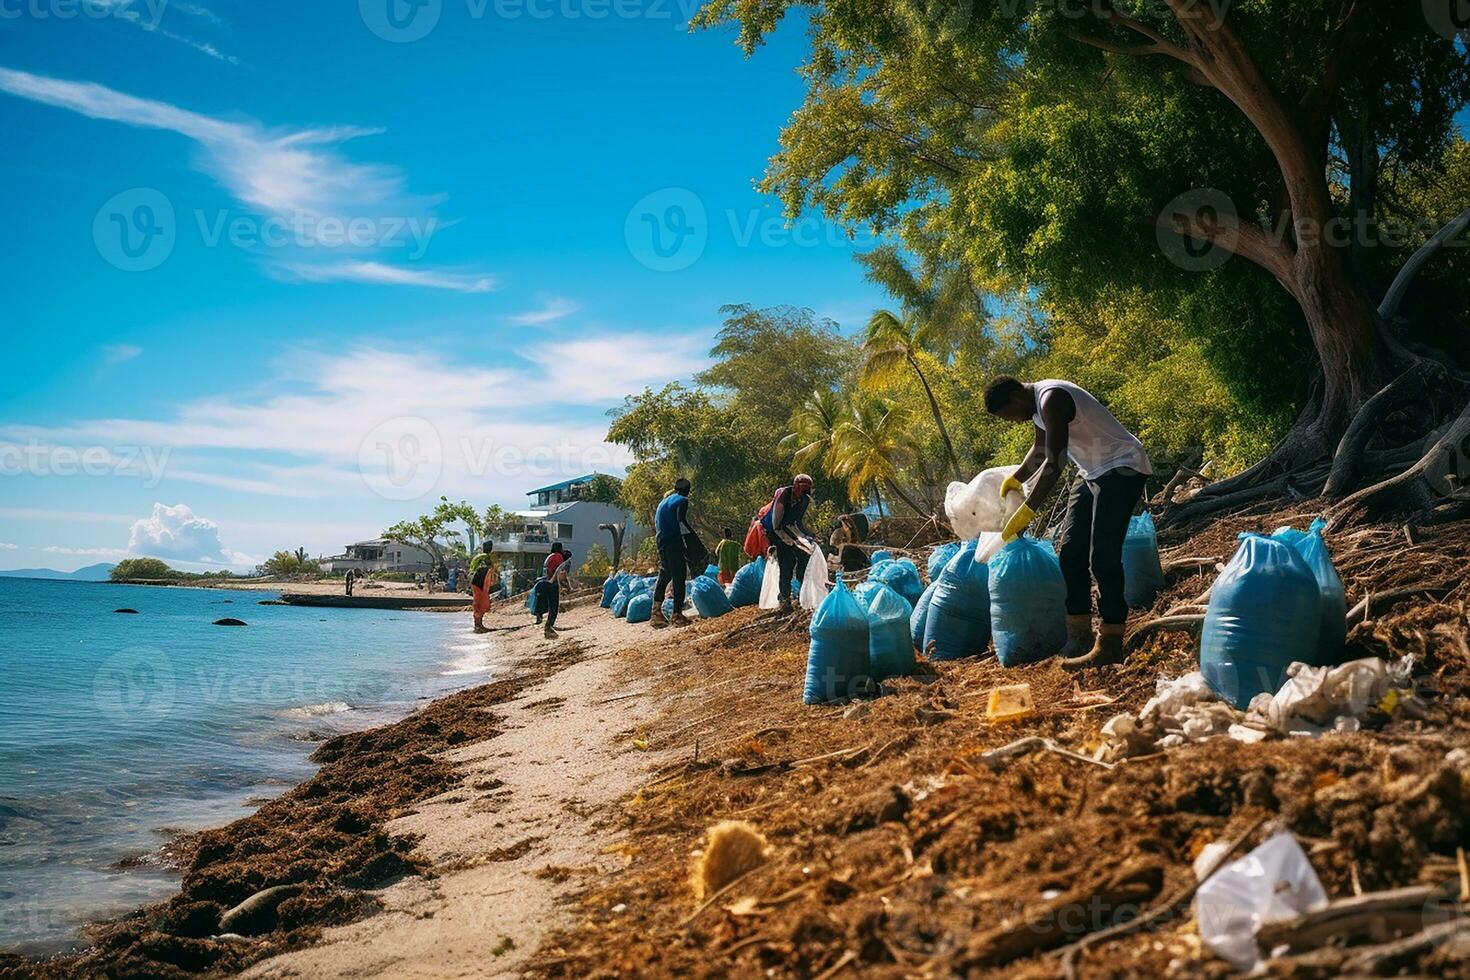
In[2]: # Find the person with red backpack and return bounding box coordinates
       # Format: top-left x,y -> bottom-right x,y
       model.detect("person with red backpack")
760,474 -> 819,614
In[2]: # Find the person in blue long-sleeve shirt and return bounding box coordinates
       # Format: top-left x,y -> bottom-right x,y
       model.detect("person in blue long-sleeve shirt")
652,478 -> 694,628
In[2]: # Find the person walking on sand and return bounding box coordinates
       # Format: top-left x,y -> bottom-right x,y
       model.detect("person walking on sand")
761,474 -> 819,615
651,478 -> 694,629
469,541 -> 499,634
715,527 -> 742,586
983,376 -> 1152,670
538,543 -> 568,639
344,568 -> 355,597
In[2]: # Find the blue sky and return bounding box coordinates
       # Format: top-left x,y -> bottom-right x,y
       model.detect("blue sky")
0,0 -> 892,571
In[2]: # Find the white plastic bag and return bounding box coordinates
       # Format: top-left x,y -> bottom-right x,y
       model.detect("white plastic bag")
758,553 -> 782,610
975,530 -> 1006,565
945,466 -> 1026,539
799,547 -> 829,611
1195,832 -> 1327,972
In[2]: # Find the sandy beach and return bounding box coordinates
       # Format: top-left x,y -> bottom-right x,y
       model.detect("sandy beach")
12,506 -> 1470,978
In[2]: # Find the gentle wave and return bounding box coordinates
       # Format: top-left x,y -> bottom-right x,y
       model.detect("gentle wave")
277,701 -> 353,719
440,641 -> 496,676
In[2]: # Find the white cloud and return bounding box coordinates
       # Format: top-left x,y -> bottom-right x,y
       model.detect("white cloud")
508,297 -> 580,326
0,337 -> 705,504
44,545 -> 128,556
0,67 -> 490,288
0,542 -> 17,550
127,502 -> 243,563
102,343 -> 143,365
521,333 -> 712,402
279,261 -> 495,293
87,0 -> 236,62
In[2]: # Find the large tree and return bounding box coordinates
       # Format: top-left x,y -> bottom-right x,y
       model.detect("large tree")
697,0 -> 1470,527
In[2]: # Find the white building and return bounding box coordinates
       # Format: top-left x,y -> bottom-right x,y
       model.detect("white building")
487,475 -> 648,589
320,539 -> 435,574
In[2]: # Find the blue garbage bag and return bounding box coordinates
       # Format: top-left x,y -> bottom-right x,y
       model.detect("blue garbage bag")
923,540 -> 991,661
1200,535 -> 1322,708
728,557 -> 765,607
927,543 -> 960,583
704,563 -> 719,579
803,580 -> 871,705
871,550 -> 891,564
866,584 -> 915,680
1294,520 -> 1346,662
853,579 -> 883,610
872,558 -> 924,607
1122,512 -> 1167,608
1269,524 -> 1309,551
527,578 -> 544,611
988,536 -> 1068,666
911,579 -> 939,652
691,575 -> 734,619
610,590 -> 630,618
600,576 -> 619,609
627,592 -> 653,624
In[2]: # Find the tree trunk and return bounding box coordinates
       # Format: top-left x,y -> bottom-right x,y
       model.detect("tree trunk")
907,353 -> 963,481
870,482 -> 884,518
883,477 -> 927,517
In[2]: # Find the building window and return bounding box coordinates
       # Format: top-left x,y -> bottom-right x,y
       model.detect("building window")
557,523 -> 574,539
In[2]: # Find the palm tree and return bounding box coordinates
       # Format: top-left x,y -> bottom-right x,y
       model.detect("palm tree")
830,395 -> 927,516
857,246 -> 989,483
779,388 -> 848,472
862,309 -> 964,484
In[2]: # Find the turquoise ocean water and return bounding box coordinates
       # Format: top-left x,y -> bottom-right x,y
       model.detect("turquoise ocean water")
0,577 -> 495,954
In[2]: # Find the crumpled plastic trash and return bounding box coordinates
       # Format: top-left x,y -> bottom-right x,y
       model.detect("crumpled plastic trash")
1098,656 -> 1421,762
1195,832 -> 1328,972
945,466 -> 1025,539
1245,655 -> 1418,736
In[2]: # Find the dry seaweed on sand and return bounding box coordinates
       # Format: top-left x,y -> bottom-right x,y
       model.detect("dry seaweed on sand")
529,512 -> 1470,979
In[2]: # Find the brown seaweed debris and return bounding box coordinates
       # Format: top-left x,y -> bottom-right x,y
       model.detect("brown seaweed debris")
13,642 -> 589,979
527,517 -> 1470,979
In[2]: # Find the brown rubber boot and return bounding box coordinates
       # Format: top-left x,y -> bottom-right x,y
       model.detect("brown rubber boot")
670,612 -> 692,628
1058,614 -> 1094,658
1062,622 -> 1127,671
651,605 -> 669,629
777,597 -> 794,615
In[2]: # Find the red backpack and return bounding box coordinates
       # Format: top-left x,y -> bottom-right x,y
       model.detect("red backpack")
743,503 -> 772,558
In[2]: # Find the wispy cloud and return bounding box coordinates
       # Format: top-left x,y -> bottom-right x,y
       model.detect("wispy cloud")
88,0 -> 237,63
0,338 -> 711,502
0,542 -> 17,550
508,297 -> 580,326
0,67 -> 492,289
521,333 -> 712,401
44,545 -> 128,556
102,343 -> 143,365
279,261 -> 496,293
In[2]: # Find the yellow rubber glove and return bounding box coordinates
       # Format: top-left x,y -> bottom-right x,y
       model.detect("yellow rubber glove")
1001,503 -> 1036,543
999,474 -> 1024,499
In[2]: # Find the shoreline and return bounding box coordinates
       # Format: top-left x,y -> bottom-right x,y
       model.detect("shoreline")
3,595 -> 666,978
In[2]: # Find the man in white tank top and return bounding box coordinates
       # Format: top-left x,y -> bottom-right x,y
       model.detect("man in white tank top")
983,377 -> 1152,669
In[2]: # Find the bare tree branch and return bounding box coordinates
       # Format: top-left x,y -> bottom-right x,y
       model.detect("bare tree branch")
1379,205 -> 1470,321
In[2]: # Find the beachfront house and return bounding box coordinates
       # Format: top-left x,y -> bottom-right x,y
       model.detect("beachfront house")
487,474 -> 648,590
320,539 -> 435,575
